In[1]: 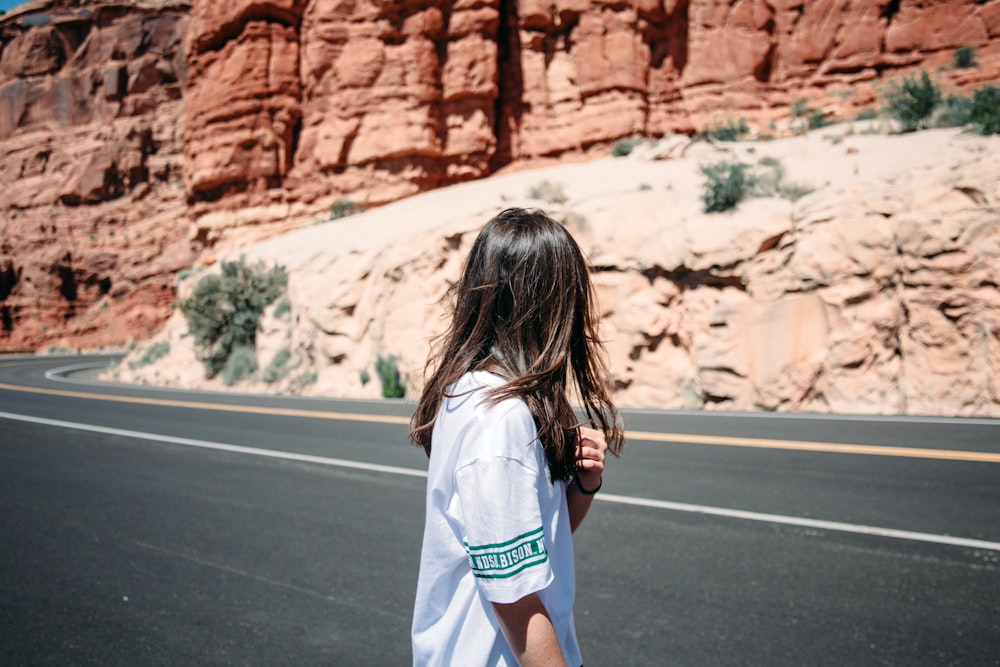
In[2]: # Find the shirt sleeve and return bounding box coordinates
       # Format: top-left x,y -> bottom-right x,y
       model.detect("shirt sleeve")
454,403 -> 554,604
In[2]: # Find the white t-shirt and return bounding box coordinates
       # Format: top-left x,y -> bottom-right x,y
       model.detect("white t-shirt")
412,371 -> 581,667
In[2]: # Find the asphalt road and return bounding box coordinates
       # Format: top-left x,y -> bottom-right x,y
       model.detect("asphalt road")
1,355 -> 998,666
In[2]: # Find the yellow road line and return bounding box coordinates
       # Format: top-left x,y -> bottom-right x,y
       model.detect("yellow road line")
1,381 -> 997,463
0,382 -> 409,426
625,430 -> 1000,463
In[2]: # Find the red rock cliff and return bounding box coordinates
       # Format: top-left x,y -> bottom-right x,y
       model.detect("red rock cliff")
184,0 -> 1000,215
0,0 -> 194,351
2,0 -> 1000,352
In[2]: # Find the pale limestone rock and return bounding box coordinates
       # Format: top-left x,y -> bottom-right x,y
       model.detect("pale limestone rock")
117,128 -> 1000,417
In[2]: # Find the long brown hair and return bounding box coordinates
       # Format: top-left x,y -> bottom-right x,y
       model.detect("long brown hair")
410,208 -> 624,481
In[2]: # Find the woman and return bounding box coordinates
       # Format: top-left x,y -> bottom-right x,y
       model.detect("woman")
410,208 -> 624,666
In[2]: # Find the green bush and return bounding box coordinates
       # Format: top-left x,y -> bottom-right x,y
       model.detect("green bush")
375,354 -> 406,398
882,70 -> 942,132
272,296 -> 291,320
855,107 -> 879,121
527,180 -> 567,204
705,117 -> 750,142
291,371 -> 318,392
129,341 -> 170,370
930,94 -> 972,128
969,85 -> 1000,135
262,346 -> 292,384
222,345 -> 259,386
330,200 -> 361,220
612,137 -> 639,157
700,160 -> 752,213
953,46 -> 978,69
807,109 -> 829,130
181,258 -> 288,379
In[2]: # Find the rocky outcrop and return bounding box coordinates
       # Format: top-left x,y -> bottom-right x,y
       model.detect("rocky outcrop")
0,1 -> 193,351
184,0 -> 1000,233
4,0 -> 1000,367
115,127 -> 1000,416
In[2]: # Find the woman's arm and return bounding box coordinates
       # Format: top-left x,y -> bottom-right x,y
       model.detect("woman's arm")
492,593 -> 568,667
567,427 -> 607,533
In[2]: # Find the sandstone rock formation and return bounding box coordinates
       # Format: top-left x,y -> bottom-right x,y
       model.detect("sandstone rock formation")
4,0 -> 1000,390
184,0 -> 1000,243
114,127 -> 1000,416
0,1 -> 193,351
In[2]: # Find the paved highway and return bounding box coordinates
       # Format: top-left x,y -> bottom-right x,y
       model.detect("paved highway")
1,355 -> 998,665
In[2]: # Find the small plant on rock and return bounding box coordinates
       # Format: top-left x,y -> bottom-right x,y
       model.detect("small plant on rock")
330,200 -> 361,220
262,346 -> 293,384
953,46 -> 978,69
375,354 -> 406,399
129,341 -> 170,370
807,109 -> 829,130
882,70 -> 942,132
969,85 -> 1000,135
222,345 -> 259,386
930,93 -> 973,128
181,257 -> 288,379
700,160 -> 753,213
612,137 -> 640,157
704,117 -> 750,142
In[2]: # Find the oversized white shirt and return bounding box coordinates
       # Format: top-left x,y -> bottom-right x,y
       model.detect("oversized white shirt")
412,371 -> 581,667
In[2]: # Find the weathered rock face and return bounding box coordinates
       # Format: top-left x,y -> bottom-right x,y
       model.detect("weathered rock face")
115,128 -> 1000,416
184,0 -> 1000,236
4,0 -> 1000,379
0,1 -> 194,351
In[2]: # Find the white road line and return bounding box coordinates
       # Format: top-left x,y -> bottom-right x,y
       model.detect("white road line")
596,494 -> 1000,552
3,409 -> 999,553
0,410 -> 426,479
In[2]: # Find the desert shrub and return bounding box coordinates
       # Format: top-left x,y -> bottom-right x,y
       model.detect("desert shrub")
527,180 -> 567,204
222,345 -> 259,386
272,296 -> 291,320
359,368 -> 371,386
612,137 -> 639,157
262,346 -> 292,384
791,99 -> 808,118
375,354 -> 406,398
181,257 -> 288,379
882,70 -> 942,132
700,160 -> 752,213
807,109 -> 829,130
930,93 -> 973,128
855,107 -> 879,121
705,117 -> 750,141
292,371 -> 318,392
953,46 -> 978,69
330,200 -> 361,220
129,341 -> 170,370
969,85 -> 1000,135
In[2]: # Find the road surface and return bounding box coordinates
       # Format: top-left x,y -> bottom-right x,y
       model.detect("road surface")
1,355 -> 998,665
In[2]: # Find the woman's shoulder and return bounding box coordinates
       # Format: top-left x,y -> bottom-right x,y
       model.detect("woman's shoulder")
454,371 -> 528,413
442,372 -> 535,444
